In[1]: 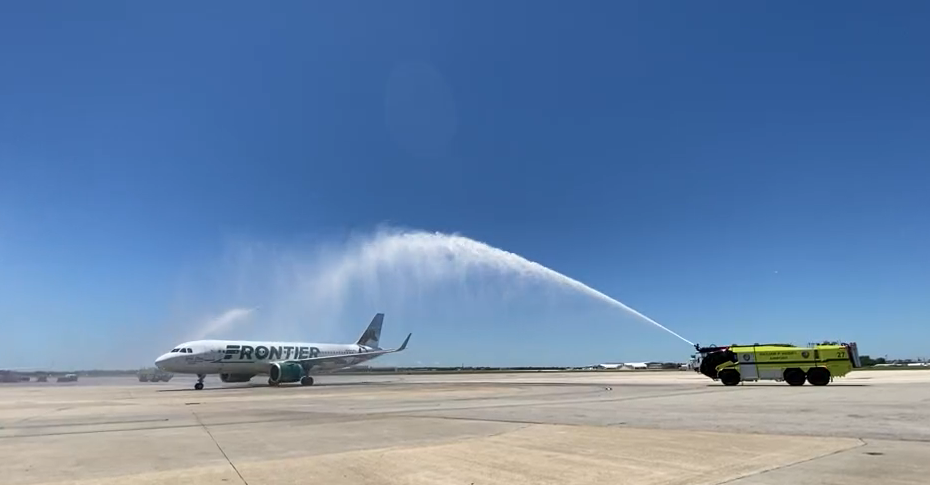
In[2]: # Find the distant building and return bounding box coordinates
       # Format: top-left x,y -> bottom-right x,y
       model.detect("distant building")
595,362 -> 649,370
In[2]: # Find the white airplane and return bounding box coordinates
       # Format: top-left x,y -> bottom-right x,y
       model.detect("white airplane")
154,313 -> 411,390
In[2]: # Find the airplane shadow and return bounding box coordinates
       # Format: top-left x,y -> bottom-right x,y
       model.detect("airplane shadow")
156,380 -> 681,393
156,381 -> 394,392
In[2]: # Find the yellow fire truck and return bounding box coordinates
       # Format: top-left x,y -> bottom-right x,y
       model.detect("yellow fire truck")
692,342 -> 862,386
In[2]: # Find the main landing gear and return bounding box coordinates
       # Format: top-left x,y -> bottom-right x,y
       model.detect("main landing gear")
299,363 -> 314,386
194,374 -> 205,390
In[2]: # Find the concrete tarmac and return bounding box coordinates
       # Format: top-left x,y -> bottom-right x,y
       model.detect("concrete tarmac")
1,370 -> 928,484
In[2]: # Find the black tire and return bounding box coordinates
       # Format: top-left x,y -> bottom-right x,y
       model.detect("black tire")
300,376 -> 314,386
784,368 -> 806,386
267,378 -> 279,387
807,367 -> 831,386
719,369 -> 741,386
194,382 -> 204,390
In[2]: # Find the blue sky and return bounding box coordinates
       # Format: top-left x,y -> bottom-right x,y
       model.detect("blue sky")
1,2 -> 928,369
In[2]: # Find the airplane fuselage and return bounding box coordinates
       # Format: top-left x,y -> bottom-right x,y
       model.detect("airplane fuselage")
154,312 -> 410,390
155,340 -> 381,375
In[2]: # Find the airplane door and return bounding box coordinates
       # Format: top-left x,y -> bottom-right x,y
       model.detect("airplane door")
737,350 -> 759,380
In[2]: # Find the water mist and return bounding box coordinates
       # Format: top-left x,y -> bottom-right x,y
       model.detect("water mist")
297,229 -> 694,346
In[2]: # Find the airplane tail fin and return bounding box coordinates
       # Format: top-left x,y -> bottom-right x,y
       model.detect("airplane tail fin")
356,313 -> 384,348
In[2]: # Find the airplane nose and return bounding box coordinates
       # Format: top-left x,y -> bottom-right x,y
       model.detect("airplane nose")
155,353 -> 171,370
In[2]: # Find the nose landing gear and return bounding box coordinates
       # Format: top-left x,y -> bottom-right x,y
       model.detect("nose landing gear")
194,374 -> 205,390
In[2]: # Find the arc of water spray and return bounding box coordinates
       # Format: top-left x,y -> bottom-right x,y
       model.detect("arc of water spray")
191,306 -> 259,340
313,230 -> 695,347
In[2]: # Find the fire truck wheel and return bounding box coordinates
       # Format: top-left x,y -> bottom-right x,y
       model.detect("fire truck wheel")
784,368 -> 806,386
807,367 -> 831,386
719,369 -> 741,386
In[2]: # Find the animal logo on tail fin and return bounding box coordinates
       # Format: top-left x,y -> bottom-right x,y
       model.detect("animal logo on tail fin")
357,313 -> 384,348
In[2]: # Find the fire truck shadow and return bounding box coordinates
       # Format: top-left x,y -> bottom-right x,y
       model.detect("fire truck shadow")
704,383 -> 870,388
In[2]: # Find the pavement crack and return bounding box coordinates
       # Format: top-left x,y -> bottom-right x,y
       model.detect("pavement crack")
192,411 -> 249,485
12,406 -> 70,426
391,413 -> 606,429
716,438 -> 867,484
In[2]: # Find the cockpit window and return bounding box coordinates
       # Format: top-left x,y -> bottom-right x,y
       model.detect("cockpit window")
171,348 -> 179,352
186,348 -> 193,353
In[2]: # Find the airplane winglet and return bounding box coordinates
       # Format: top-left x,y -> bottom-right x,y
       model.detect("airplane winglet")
396,333 -> 412,352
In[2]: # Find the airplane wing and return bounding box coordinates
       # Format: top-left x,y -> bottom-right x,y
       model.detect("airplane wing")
288,333 -> 412,367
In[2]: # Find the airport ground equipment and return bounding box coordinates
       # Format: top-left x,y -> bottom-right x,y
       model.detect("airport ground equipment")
692,342 -> 861,386
0,371 -> 30,382
138,369 -> 174,382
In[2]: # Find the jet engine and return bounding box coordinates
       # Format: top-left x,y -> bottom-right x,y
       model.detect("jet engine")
268,362 -> 305,385
219,373 -> 255,383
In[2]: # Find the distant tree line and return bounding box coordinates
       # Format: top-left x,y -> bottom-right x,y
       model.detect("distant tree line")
859,355 -> 886,366
859,356 -> 928,366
